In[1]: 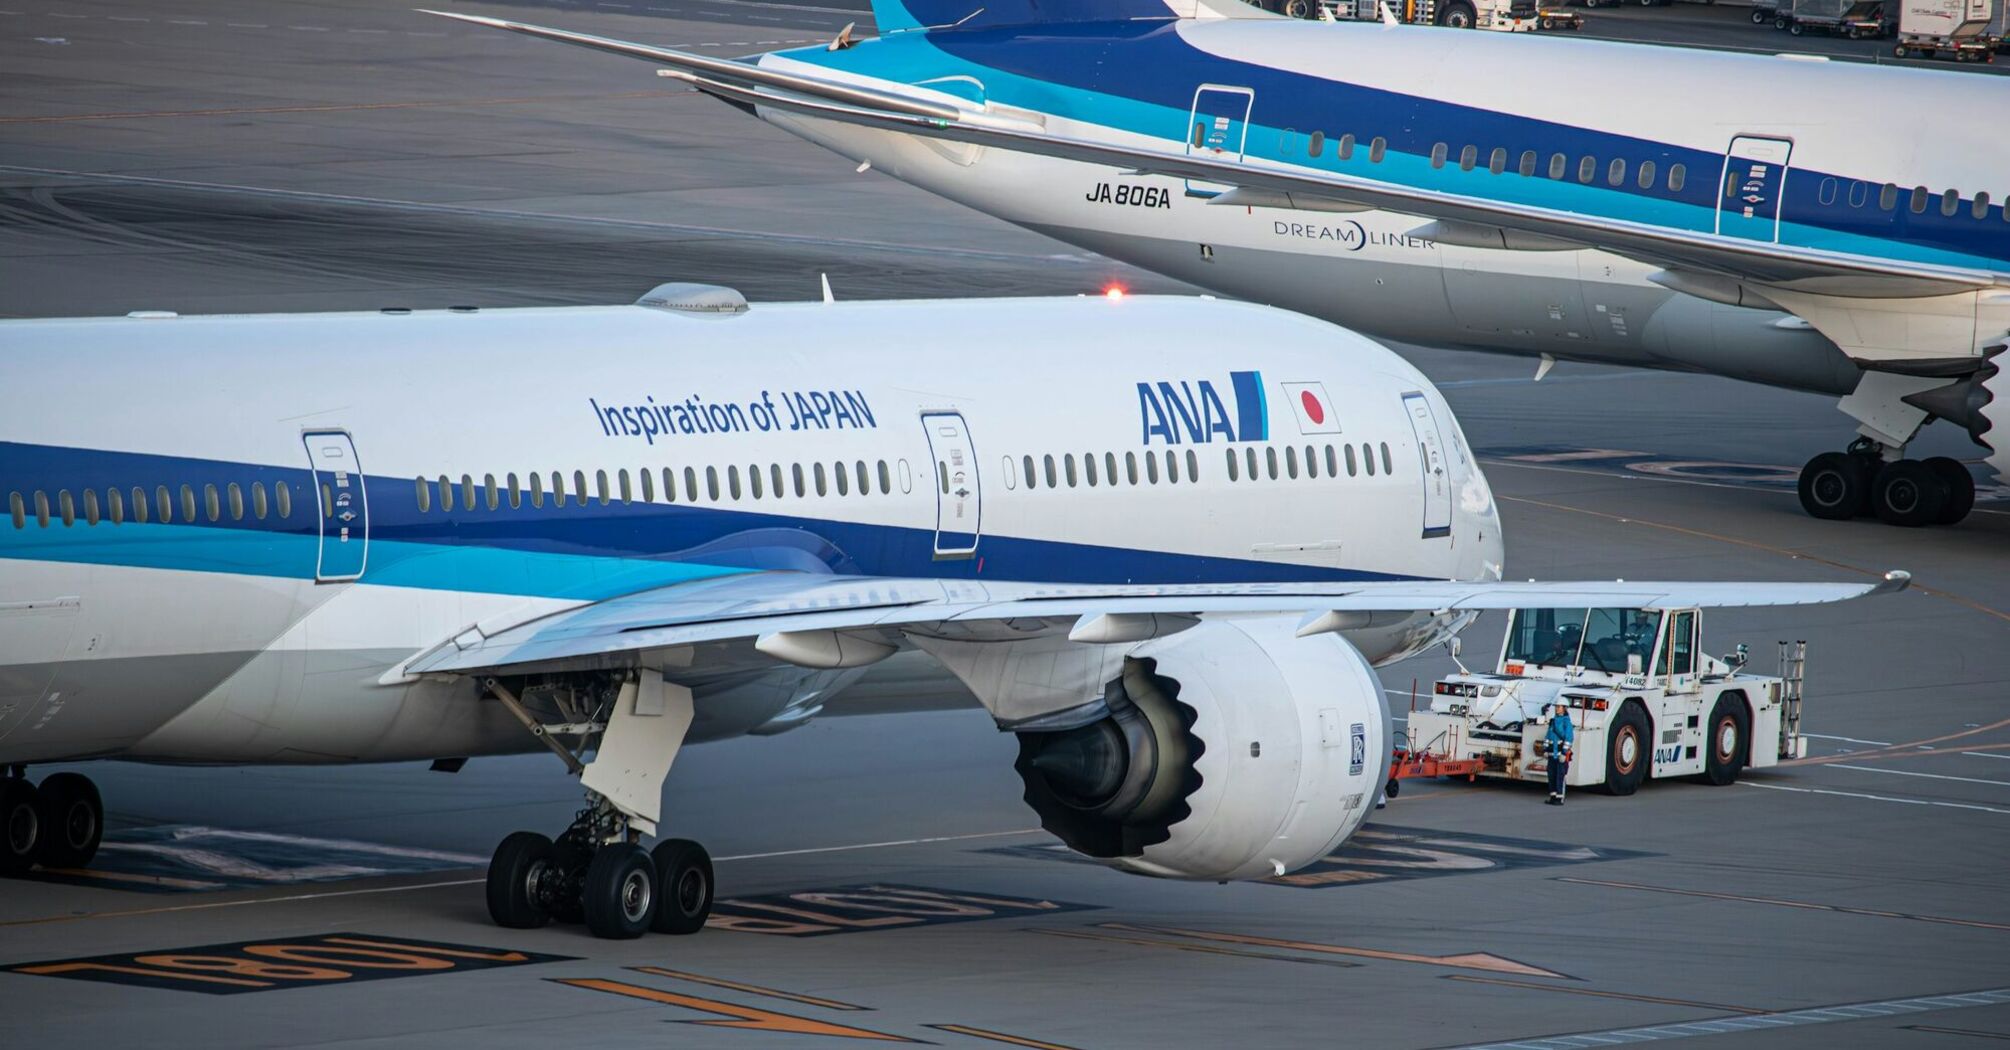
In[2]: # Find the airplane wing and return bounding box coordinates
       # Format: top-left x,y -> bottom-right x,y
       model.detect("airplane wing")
424,10 -> 2000,305
405,568 -> 1909,679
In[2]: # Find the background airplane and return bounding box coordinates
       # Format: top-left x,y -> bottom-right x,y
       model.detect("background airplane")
431,2 -> 2010,529
0,288 -> 1893,939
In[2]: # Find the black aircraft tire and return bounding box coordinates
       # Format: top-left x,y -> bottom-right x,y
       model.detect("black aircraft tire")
1798,452 -> 1870,520
487,831 -> 555,929
34,772 -> 102,869
1872,459 -> 1948,527
1702,696 -> 1750,786
0,779 -> 41,876
1601,703 -> 1651,796
1924,457 -> 1975,525
582,844 -> 656,940
650,839 -> 715,935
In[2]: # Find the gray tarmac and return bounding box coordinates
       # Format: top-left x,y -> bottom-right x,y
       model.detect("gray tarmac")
2,2 -> 2008,1048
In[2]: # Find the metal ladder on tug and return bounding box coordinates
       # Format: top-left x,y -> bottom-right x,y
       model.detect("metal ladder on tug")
1777,640 -> 1806,758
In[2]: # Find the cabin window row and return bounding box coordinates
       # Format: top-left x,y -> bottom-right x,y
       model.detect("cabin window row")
1226,441 -> 1392,482
413,460 -> 910,513
1418,141 -> 1688,193
8,481 -> 295,529
1011,449 -> 1204,491
1841,180 -> 2005,221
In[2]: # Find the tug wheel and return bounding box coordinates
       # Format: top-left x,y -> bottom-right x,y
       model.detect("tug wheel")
1601,702 -> 1650,796
1702,695 -> 1750,786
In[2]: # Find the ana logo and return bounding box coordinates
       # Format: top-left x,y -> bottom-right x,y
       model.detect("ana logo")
1137,370 -> 1268,446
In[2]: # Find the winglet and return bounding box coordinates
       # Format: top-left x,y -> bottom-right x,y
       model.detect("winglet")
1870,570 -> 1912,596
1378,1 -> 1399,26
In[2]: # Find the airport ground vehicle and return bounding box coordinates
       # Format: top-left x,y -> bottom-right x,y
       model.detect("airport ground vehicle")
1252,0 -> 1537,30
1398,604 -> 1812,795
1782,0 -> 1888,37
1537,7 -> 1585,29
1893,0 -> 1998,59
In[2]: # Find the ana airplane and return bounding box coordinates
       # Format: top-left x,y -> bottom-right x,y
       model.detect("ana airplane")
0,288 -> 1899,938
430,3 -> 2010,529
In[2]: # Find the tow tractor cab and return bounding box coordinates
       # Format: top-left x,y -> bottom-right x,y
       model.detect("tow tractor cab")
1404,605 -> 1808,795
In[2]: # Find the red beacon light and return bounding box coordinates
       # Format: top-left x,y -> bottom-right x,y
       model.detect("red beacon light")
1103,285 -> 1126,301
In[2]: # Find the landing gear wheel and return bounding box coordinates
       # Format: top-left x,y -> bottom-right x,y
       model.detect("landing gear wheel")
1,778 -> 42,876
34,773 -> 101,869
1924,457 -> 1975,525
1871,459 -> 1948,527
583,844 -> 656,940
1798,452 -> 1870,520
1601,703 -> 1650,796
650,838 -> 714,935
1702,696 -> 1749,786
487,831 -> 556,929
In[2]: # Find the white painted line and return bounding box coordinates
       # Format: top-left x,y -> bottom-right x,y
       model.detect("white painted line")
291,26 -> 330,32
1962,751 -> 2010,762
166,18 -> 206,24
1803,733 -> 1894,746
107,15 -> 150,21
717,828 -> 1041,862
1827,764 -> 2010,789
226,22 -> 267,28
1741,781 -> 2010,816
48,10 -> 86,16
349,27 -> 389,34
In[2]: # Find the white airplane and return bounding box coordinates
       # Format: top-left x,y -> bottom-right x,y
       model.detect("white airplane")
0,287 -> 1899,938
430,4 -> 2010,528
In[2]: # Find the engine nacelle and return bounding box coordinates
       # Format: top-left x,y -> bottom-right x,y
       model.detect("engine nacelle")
1014,617 -> 1388,882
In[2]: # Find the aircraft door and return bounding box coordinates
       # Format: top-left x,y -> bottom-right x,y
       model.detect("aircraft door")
1183,85 -> 1254,198
921,412 -> 981,559
1401,392 -> 1452,538
1716,135 -> 1793,243
302,430 -> 369,582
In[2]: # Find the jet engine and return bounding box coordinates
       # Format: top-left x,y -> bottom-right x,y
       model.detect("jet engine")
1013,617 -> 1388,882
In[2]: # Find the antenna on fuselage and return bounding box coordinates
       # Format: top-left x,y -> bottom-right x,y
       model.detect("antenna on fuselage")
1377,1 -> 1399,26
821,273 -> 835,303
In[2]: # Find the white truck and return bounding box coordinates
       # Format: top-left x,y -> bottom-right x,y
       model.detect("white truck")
1252,0 -> 1539,31
1893,0 -> 1998,61
1399,604 -> 1806,796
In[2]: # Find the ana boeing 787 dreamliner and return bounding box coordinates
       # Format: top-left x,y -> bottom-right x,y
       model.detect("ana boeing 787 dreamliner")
0,288 -> 1899,938
430,2 -> 2010,528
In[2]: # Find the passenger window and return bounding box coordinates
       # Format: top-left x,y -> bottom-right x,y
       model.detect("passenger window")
1044,454 -> 1057,489
1879,183 -> 1899,210
745,464 -> 761,500
1065,454 -> 1078,487
438,475 -> 452,511
1191,121 -> 1205,149
595,469 -> 610,506
1338,133 -> 1355,160
775,464 -> 788,497
638,468 -> 652,503
1488,147 -> 1506,175
876,460 -> 890,494
108,487 -> 124,525
59,490 -> 74,527
1577,156 -> 1596,184
854,460 -> 869,495
415,477 -> 431,513
1282,445 -> 1296,479
1668,163 -> 1686,192
1245,447 -> 1258,480
573,470 -> 588,505
156,485 -> 173,524
1226,448 -> 1239,482
1346,444 -> 1358,476
1818,176 -> 1838,206
1126,451 -> 1139,485
251,481 -> 267,520
1548,153 -> 1567,179
1083,453 -> 1098,486
1941,189 -> 1960,217
1637,160 -> 1656,189
33,491 -> 50,528
618,468 -> 632,503
275,481 -> 291,519
321,484 -> 333,519
552,470 -> 567,507
813,462 -> 827,496
1186,449 -> 1199,482
6,492 -> 19,529
1104,452 -> 1118,485
1459,145 -> 1478,172
1975,192 -> 1992,220
1910,186 -> 1928,213
133,486 -> 150,523
1607,157 -> 1625,187
506,473 -> 521,509
1266,446 -> 1279,480
1022,455 -> 1037,490
1164,450 -> 1178,484
462,474 -> 475,512
1369,136 -> 1386,163
1362,444 -> 1376,476
83,489 -> 99,526
685,466 -> 699,501
1145,451 -> 1160,484
1381,442 -> 1394,474
227,483 -> 243,521
663,466 -> 678,503
485,474 -> 499,511
706,466 -> 721,501
531,471 -> 546,508
1848,180 -> 1868,208
729,465 -> 743,501
1309,130 -> 1324,157
181,484 -> 197,523
792,463 -> 806,498
938,462 -> 949,494
1304,445 -> 1318,479
1430,142 -> 1448,169
1324,444 -> 1338,476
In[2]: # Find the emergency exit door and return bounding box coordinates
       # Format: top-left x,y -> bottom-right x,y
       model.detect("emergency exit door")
1716,135 -> 1794,243
1401,392 -> 1452,539
302,430 -> 369,582
1183,85 -> 1254,198
921,412 -> 981,559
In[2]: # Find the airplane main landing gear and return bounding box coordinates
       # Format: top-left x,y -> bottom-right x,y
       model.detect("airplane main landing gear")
484,798 -> 715,940
1,767 -> 105,877
1798,442 -> 1975,527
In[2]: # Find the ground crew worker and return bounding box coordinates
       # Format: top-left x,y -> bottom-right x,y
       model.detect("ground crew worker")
1545,702 -> 1574,805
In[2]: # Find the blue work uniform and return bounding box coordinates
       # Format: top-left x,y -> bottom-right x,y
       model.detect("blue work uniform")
1545,711 -> 1575,798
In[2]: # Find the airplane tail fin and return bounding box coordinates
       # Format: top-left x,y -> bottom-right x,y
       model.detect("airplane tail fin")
868,0 -> 1276,32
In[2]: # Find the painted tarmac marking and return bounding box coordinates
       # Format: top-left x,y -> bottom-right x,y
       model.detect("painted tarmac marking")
1492,487 -> 2010,623
717,828 -> 1040,862
33,866 -> 225,890
1441,974 -> 1765,1015
1027,926 -> 1363,968
10,933 -> 568,994
1827,763 -> 2010,789
1443,987 -> 2010,1049
1742,780 -> 2010,815
1804,733 -> 1894,746
1785,718 -> 2010,767
1555,877 -> 2010,932
1100,924 -> 1570,979
1905,1024 -> 2010,1040
708,884 -> 1097,937
925,1023 -> 1084,1049
629,966 -> 870,1010
555,978 -> 916,1041
0,91 -> 686,124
